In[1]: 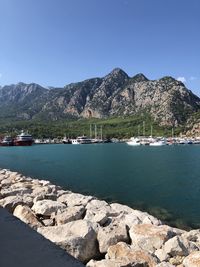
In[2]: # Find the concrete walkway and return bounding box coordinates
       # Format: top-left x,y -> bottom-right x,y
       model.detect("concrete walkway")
0,208 -> 85,267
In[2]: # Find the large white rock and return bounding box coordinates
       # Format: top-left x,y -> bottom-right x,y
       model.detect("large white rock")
163,235 -> 199,257
31,185 -> 53,198
13,205 -> 42,228
182,229 -> 200,244
32,200 -> 66,216
155,263 -> 175,267
110,203 -> 135,214
111,213 -> 142,229
54,205 -> 85,225
1,187 -> 32,198
106,241 -> 158,267
57,192 -> 93,207
111,204 -> 162,226
97,223 -> 129,253
183,251 -> 200,267
154,248 -> 170,262
129,224 -> 175,253
0,195 -> 24,212
38,220 -> 99,263
85,199 -> 118,220
87,259 -> 122,267
84,210 -> 109,226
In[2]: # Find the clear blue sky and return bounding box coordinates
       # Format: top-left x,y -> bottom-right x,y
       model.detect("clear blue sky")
0,0 -> 200,95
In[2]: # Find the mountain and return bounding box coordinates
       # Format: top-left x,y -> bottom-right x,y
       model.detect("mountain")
0,68 -> 199,126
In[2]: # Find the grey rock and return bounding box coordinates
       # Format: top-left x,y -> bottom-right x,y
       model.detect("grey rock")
163,235 -> 199,257
97,222 -> 129,253
0,195 -> 24,212
129,224 -> 175,253
183,251 -> 200,267
38,220 -> 99,263
13,205 -> 42,228
32,200 -> 66,216
57,192 -> 93,207
54,205 -> 85,225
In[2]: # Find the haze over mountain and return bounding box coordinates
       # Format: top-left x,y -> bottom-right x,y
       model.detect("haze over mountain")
0,68 -> 199,126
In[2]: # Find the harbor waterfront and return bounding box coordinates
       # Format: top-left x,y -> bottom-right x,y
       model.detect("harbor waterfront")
0,143 -> 200,228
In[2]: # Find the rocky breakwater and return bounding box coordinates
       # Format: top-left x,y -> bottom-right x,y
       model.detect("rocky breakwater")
1,168 -> 200,267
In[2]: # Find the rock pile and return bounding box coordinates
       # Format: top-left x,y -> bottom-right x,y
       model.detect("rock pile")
0,168 -> 200,266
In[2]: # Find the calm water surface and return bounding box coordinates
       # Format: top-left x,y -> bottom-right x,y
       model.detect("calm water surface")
0,143 -> 200,228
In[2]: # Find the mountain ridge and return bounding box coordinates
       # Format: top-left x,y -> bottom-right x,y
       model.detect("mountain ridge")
0,68 -> 199,126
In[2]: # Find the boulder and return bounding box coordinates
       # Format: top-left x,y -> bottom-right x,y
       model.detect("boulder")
182,251 -> 200,267
0,195 -> 24,212
57,192 -> 93,207
111,205 -> 162,226
129,224 -> 175,253
0,187 -> 32,198
110,203 -> 135,214
106,241 -> 158,267
32,200 -> 66,216
155,263 -> 175,267
163,236 -> 199,257
154,248 -> 170,262
97,223 -> 129,253
85,200 -> 118,221
31,186 -> 52,198
33,193 -> 58,203
111,213 -> 142,229
54,205 -> 85,225
182,229 -> 200,244
22,194 -> 34,207
13,205 -> 42,228
86,259 -> 123,267
84,210 -> 109,226
42,218 -> 55,226
38,220 -> 99,263
0,177 -> 14,186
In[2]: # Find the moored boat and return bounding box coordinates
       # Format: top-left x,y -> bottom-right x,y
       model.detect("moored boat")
71,136 -> 93,144
149,140 -> 166,146
14,131 -> 34,146
0,136 -> 14,146
62,136 -> 72,144
126,137 -> 141,146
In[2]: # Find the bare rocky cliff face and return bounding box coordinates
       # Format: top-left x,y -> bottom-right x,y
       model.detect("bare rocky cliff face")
0,68 -> 199,126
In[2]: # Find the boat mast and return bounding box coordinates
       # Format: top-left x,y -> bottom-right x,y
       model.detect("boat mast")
138,125 -> 140,136
95,124 -> 97,140
90,124 -> 92,139
150,125 -> 153,137
143,121 -> 145,137
100,125 -> 103,140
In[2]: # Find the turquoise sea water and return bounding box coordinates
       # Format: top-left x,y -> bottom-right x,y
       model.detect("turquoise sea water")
0,143 -> 200,228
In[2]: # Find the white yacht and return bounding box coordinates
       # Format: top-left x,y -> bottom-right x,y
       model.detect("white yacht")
126,137 -> 141,146
71,136 -> 93,145
149,139 -> 166,146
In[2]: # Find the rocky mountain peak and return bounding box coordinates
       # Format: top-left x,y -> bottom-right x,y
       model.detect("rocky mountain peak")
131,73 -> 149,83
106,68 -> 129,80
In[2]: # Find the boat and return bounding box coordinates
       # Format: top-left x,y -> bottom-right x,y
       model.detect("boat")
126,137 -> 141,146
149,140 -> 166,146
71,136 -> 93,144
0,136 -> 14,146
62,137 -> 72,144
63,139 -> 72,144
14,131 -> 34,146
